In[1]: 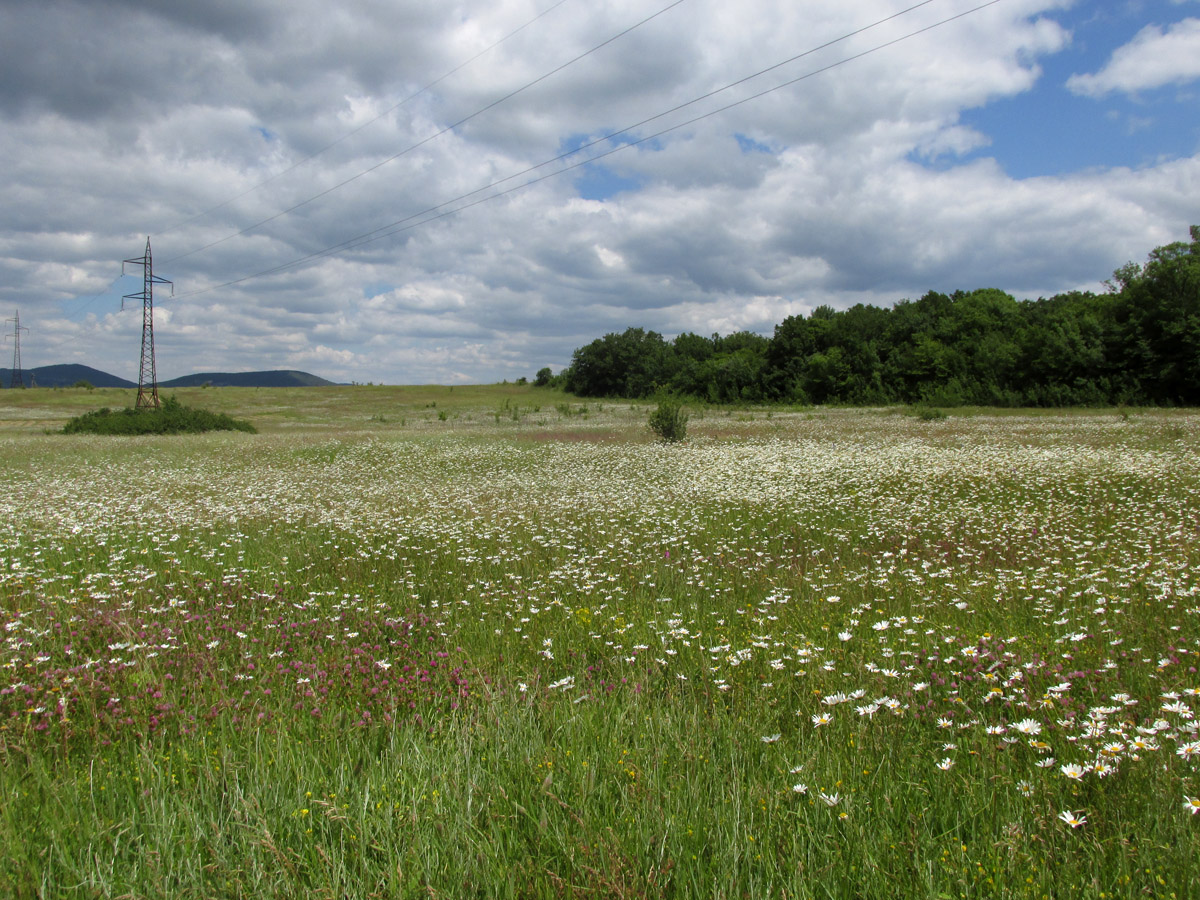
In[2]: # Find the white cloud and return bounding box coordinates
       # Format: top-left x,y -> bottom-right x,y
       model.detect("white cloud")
0,0 -> 1194,384
1067,18 -> 1200,97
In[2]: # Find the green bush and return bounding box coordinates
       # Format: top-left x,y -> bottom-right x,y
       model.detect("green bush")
649,398 -> 688,442
62,396 -> 256,435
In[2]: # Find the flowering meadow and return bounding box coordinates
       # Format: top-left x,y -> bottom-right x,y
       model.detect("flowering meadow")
1,389 -> 1198,898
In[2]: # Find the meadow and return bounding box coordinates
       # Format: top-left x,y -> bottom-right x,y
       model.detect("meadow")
0,385 -> 1197,899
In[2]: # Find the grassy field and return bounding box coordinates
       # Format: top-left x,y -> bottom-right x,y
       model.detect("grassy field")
0,386 -> 1197,898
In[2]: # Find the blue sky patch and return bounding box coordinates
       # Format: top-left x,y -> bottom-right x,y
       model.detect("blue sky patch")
560,132 -> 651,200
572,163 -> 645,201
919,2 -> 1200,178
363,282 -> 393,300
735,133 -> 773,154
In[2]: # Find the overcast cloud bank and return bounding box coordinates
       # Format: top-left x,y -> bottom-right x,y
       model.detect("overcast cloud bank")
1,0 -> 1196,384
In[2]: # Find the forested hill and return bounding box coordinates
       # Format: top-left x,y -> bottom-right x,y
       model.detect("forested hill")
555,226 -> 1200,407
0,366 -> 336,389
159,370 -> 336,388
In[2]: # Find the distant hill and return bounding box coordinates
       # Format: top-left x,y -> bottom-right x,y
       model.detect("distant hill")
0,364 -> 136,389
0,365 -> 336,389
160,370 -> 337,388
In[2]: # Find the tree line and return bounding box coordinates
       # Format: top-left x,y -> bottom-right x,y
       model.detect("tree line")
541,226 -> 1200,406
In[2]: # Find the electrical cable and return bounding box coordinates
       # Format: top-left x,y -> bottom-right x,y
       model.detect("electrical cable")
273,0 -> 940,263
161,0 -> 691,265
156,0 -> 575,239
57,275 -> 129,321
174,0 -> 1003,299
58,0 -> 581,324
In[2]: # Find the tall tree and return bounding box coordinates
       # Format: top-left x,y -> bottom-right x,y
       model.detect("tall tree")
1110,226 -> 1200,404
565,327 -> 672,398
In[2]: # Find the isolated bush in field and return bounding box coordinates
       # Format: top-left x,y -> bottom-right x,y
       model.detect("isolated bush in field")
649,398 -> 688,442
61,395 -> 256,435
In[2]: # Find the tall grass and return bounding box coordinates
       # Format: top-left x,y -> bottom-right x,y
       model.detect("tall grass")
0,399 -> 1197,898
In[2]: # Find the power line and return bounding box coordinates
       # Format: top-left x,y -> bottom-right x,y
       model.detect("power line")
157,0 -> 576,240
57,275 -> 124,321
162,0 -> 691,266
287,0 -> 942,261
59,2 -> 582,323
176,0 -> 1003,299
42,0 -> 686,336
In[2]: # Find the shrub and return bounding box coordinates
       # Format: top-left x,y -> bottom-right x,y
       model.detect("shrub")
649,398 -> 688,442
62,396 -> 256,435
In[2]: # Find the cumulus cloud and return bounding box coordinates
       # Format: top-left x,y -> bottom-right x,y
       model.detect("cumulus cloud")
0,0 -> 1194,384
1067,18 -> 1200,97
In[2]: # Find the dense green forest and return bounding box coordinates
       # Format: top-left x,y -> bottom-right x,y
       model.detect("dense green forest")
547,226 -> 1200,406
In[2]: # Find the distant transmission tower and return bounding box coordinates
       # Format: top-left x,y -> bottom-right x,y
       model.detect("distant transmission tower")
5,310 -> 29,389
123,237 -> 173,409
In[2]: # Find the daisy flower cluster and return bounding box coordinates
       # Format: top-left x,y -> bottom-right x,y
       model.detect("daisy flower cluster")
0,408 -> 1197,842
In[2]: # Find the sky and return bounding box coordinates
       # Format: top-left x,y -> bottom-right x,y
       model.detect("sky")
0,0 -> 1197,385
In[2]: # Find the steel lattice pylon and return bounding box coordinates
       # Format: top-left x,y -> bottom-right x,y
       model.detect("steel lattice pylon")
123,237 -> 172,409
5,310 -> 28,389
